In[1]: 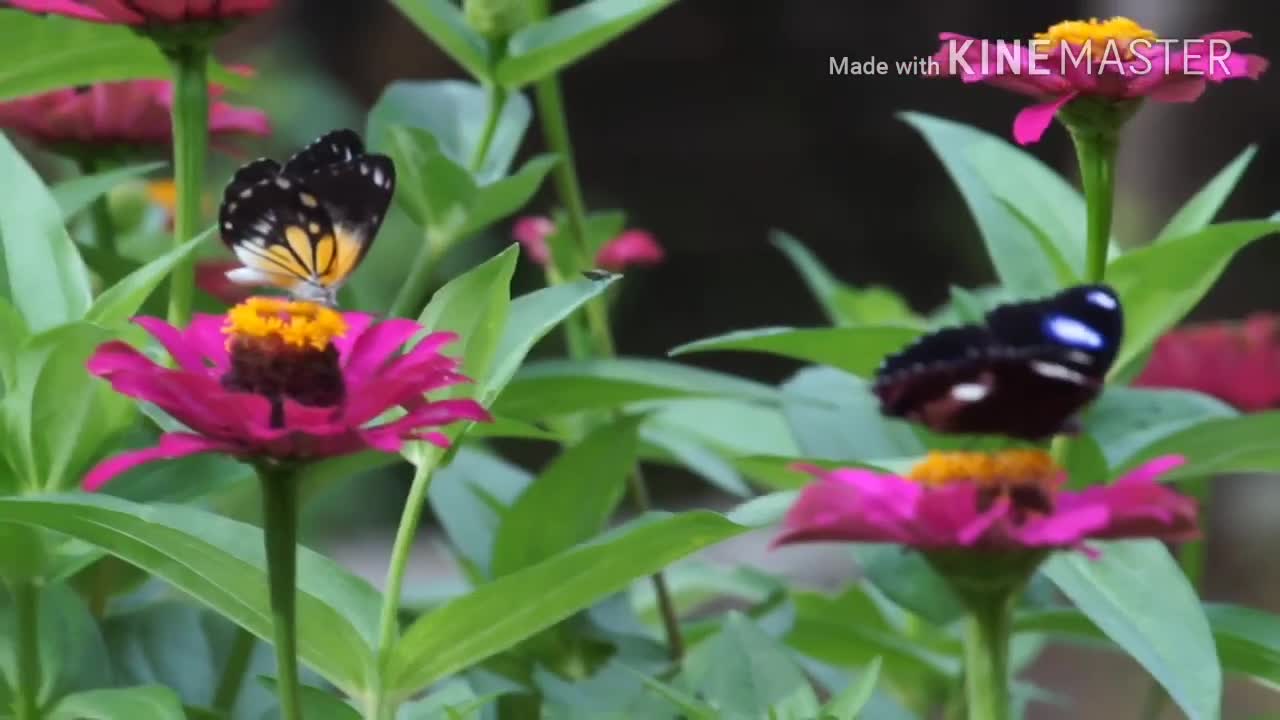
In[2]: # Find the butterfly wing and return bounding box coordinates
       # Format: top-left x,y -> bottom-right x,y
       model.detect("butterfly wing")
282,129 -> 364,176
872,284 -> 1124,439
218,172 -> 339,302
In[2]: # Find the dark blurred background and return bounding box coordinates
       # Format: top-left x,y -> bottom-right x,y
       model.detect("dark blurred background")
219,2 -> 1280,717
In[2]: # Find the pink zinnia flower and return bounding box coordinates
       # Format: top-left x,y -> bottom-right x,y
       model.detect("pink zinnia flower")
1135,313 -> 1280,412
930,17 -> 1268,145
512,215 -> 665,272
774,450 -> 1197,555
84,297 -> 490,491
9,0 -> 275,24
0,79 -> 270,149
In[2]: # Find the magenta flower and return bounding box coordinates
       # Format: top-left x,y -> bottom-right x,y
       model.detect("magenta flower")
774,450 -> 1197,554
513,215 -> 666,272
930,17 -> 1268,145
1135,313 -> 1280,412
9,0 -> 275,24
84,297 -> 490,491
0,79 -> 270,150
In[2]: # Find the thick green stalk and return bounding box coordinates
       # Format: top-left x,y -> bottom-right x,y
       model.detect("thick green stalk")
962,590 -> 1015,720
12,581 -> 40,720
212,626 -> 257,714
1069,131 -> 1117,284
165,43 -> 210,327
370,452 -> 441,720
258,466 -> 302,720
1178,476 -> 1211,589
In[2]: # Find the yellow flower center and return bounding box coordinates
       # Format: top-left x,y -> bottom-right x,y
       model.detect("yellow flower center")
1036,16 -> 1157,55
908,449 -> 1061,490
145,179 -> 178,215
223,297 -> 347,351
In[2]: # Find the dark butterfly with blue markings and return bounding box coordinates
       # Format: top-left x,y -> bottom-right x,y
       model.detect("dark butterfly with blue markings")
872,284 -> 1123,440
218,129 -> 395,305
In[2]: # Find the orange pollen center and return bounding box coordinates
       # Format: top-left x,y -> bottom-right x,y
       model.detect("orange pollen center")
1035,16 -> 1158,57
908,449 -> 1062,492
223,297 -> 347,352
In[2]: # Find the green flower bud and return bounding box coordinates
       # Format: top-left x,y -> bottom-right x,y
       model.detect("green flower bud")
464,0 -> 531,41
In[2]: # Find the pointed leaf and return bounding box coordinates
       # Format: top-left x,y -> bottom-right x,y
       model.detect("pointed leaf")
387,0 -> 491,81
0,131 -> 92,330
1043,540 -> 1220,720
87,227 -> 212,326
496,0 -> 676,88
671,326 -> 922,379
53,161 -> 167,221
821,656 -> 883,720
47,686 -> 185,720
1154,146 -> 1257,243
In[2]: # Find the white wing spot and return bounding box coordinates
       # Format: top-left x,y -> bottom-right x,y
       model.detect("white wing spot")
299,193 -> 318,208
223,222 -> 233,231
1030,361 -> 1088,384
253,221 -> 273,235
359,163 -> 369,176
950,383 -> 990,402
1087,290 -> 1118,309
228,202 -> 238,212
373,167 -> 386,187
1046,315 -> 1103,349
309,223 -> 321,234
239,187 -> 253,199
276,178 -> 292,190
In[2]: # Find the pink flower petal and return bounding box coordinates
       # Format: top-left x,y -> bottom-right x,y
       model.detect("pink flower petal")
513,216 -> 554,266
341,319 -> 428,383
134,316 -> 211,374
85,433 -> 238,491
9,0 -> 130,22
1013,92 -> 1078,146
596,230 -> 665,271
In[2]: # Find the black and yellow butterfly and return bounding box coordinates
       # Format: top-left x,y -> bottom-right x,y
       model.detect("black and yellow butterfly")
218,129 -> 395,305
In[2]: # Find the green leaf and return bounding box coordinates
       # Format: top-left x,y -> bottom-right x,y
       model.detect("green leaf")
87,226 -> 212,326
781,367 -> 922,462
459,154 -> 559,236
47,686 -> 185,720
388,0 -> 492,82
900,111 -> 1077,295
0,131 -> 92,330
3,323 -> 134,492
491,416 -> 642,576
1042,540 -> 1220,720
480,272 -> 617,404
1154,146 -> 1257,244
1109,220 -> 1280,377
1115,411 -> 1280,483
685,612 -> 821,719
787,587 -> 958,688
851,545 -> 964,626
642,424 -> 752,497
397,679 -> 494,719
387,511 -> 750,698
771,230 -> 921,327
821,656 -> 883,720
493,357 -> 783,419
0,581 -> 111,704
368,80 -> 531,184
496,0 -> 676,88
382,126 -> 477,235
0,494 -> 383,696
53,161 -> 167,221
1017,603 -> 1280,690
1083,387 -> 1236,468
671,326 -> 922,379
256,680 -> 363,720
419,245 -> 520,386
429,448 -> 533,576
0,12 -> 164,100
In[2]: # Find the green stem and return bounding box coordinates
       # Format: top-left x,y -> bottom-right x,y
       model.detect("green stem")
165,43 -> 210,328
532,75 -> 614,358
627,465 -> 684,660
1069,131 -> 1117,284
13,581 -> 41,720
469,84 -> 506,174
388,231 -> 443,319
258,466 -> 302,720
962,590 -> 1014,720
212,626 -> 257,714
1177,476 -> 1211,590
370,452 -> 442,720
